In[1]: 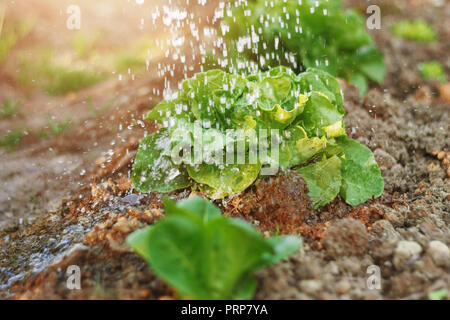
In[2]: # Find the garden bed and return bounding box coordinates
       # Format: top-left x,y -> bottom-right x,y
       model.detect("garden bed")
0,0 -> 448,299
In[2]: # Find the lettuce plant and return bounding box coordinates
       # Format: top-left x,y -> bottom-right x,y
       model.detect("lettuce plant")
132,67 -> 383,208
217,0 -> 385,95
127,196 -> 301,299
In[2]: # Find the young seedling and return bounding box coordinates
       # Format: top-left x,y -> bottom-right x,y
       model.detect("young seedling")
39,116 -> 72,138
43,68 -> 106,96
0,128 -> 24,151
127,196 -> 301,300
0,97 -> 21,118
391,19 -> 436,42
418,61 -> 447,84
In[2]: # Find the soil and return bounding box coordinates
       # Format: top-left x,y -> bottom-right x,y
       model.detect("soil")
0,0 -> 448,300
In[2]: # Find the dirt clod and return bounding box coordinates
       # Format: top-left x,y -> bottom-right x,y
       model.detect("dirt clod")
373,149 -> 397,171
323,219 -> 369,259
372,219 -> 400,241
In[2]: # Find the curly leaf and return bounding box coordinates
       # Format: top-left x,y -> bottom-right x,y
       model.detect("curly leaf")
187,163 -> 261,199
294,91 -> 344,137
132,129 -> 191,193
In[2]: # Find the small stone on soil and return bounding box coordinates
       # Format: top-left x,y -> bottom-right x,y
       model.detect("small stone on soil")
299,280 -> 323,295
335,280 -> 351,295
439,82 -> 450,104
393,241 -> 423,270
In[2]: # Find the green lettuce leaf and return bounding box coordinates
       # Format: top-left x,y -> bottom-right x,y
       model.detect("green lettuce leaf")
187,162 -> 261,199
297,155 -> 342,208
295,68 -> 344,113
131,129 -> 191,193
294,91 -> 344,137
127,197 -> 302,300
182,69 -> 248,128
355,47 -> 386,84
336,137 -> 384,206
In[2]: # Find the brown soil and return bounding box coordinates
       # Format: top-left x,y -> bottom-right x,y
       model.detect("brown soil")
0,0 -> 449,300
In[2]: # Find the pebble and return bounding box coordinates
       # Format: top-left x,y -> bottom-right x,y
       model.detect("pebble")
439,82 -> 450,104
324,261 -> 340,275
393,241 -> 422,269
121,194 -> 144,204
427,241 -> 450,268
299,280 -> 323,295
336,280 -> 351,295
